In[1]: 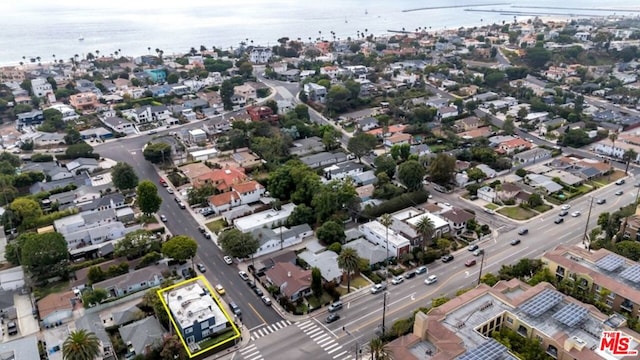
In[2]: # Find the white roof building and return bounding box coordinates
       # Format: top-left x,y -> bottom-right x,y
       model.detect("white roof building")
233,203 -> 296,233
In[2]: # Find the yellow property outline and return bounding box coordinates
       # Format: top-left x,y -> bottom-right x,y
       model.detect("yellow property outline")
158,276 -> 241,358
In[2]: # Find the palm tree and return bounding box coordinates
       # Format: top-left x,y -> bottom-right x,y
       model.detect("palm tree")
337,247 -> 360,293
608,132 -> 618,181
369,337 -> 393,360
379,214 -> 393,278
416,216 -> 435,249
623,149 -> 637,175
62,329 -> 101,360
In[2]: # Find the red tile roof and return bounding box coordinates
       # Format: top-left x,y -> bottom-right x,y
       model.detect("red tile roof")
194,167 -> 247,190
233,180 -> 263,194
265,262 -> 312,298
37,291 -> 76,319
208,191 -> 240,207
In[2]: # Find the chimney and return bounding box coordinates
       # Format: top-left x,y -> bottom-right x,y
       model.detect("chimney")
287,271 -> 291,278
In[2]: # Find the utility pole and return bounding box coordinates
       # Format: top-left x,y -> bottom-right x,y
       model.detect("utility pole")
477,249 -> 486,286
381,291 -> 388,337
582,197 -> 594,247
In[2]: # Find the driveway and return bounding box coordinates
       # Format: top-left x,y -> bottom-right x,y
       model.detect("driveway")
13,293 -> 39,336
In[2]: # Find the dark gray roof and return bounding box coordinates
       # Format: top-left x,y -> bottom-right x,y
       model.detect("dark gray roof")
579,167 -> 601,178
325,160 -> 364,175
0,290 -> 16,311
0,335 -> 40,360
118,316 -> 165,355
76,312 -> 112,348
300,152 -> 348,167
112,306 -> 143,326
103,116 -> 131,127
357,117 -> 378,126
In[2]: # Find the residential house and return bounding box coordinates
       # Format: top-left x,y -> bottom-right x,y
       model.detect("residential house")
300,152 -> 348,168
250,47 -> 272,64
180,162 -> 217,183
192,166 -> 248,191
359,220 -> 411,258
355,184 -> 375,202
440,208 -> 475,236
231,150 -> 262,169
31,77 -> 54,98
439,106 -> 458,120
384,133 -> 412,148
144,68 -> 167,83
477,186 -> 496,203
207,181 -> 265,214
53,209 -> 131,249
545,169 -> 584,187
102,116 -> 136,135
163,282 -> 232,344
93,264 -> 167,298
265,262 -> 312,301
234,84 -> 256,103
118,316 -> 165,358
37,291 -> 77,327
289,136 -> 324,156
34,132 -> 66,147
16,110 -> 43,129
453,116 -> 482,133
75,313 -> 117,360
525,174 -> 563,194
343,238 -> 388,266
323,161 -> 365,181
48,103 -> 80,121
303,83 -> 327,103
233,203 -> 296,233
66,158 -> 99,173
357,117 -> 379,132
297,250 -> 343,283
247,106 -> 278,124
513,148 -> 552,164
497,138 -> 532,155
476,164 -> 497,179
188,129 -> 207,143
69,92 -> 100,112
410,144 -> 431,157
320,66 -> 340,79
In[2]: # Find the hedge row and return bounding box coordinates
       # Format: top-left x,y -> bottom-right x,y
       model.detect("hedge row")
361,190 -> 430,219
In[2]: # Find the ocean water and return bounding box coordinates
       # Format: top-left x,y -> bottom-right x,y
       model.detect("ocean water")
2,0 -> 639,66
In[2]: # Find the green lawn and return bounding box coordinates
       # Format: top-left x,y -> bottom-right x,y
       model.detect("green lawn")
307,293 -> 334,309
34,281 -> 70,300
206,219 -> 226,234
533,204 -> 552,213
485,203 -> 499,210
497,206 -> 536,220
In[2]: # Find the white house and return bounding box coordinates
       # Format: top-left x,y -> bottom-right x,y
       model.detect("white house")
477,186 -> 496,203
66,158 -> 99,173
208,181 -> 265,214
31,77 -> 54,98
439,106 -> 458,119
102,116 -> 136,135
188,129 -> 207,143
250,47 -> 273,64
323,161 -> 365,181
251,224 -> 313,258
303,83 -> 327,103
233,201 -> 296,233
358,220 -> 411,259
48,104 -> 79,121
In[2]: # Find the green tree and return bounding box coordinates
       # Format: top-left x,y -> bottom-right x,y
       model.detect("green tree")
337,247 -> 360,293
326,85 -> 352,114
374,155 -> 396,178
416,216 -> 435,248
238,61 -> 254,77
467,167 -> 486,183
524,46 -> 551,69
136,180 -> 162,215
0,152 -> 21,167
369,337 -> 393,360
311,267 -> 323,297
166,73 -> 179,84
380,213 -> 393,266
316,221 -> 346,245
162,235 -> 198,267
111,162 -> 139,190
527,193 -> 543,208
159,335 -> 188,360
143,142 -> 172,164
114,230 -> 159,259
397,160 -> 426,191
10,198 -> 42,227
87,266 -> 106,284
287,204 -> 315,226
220,80 -> 234,110
294,104 -> 310,120
65,142 -> 94,158
82,288 -> 108,307
320,126 -> 341,151
218,229 -> 260,259
429,153 -> 456,186
311,180 -> 357,223
347,133 -> 377,162
265,99 -> 278,114
623,149 -> 637,175
62,329 -> 101,360
21,232 -> 68,279
390,143 -> 411,162
502,118 -> 515,135
64,128 -> 82,145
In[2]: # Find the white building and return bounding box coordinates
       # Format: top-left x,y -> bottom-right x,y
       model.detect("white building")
48,104 -> 79,121
251,224 -> 313,258
249,47 -> 273,64
208,181 -> 265,215
190,148 -> 218,162
102,116 -> 136,135
233,203 -> 296,233
31,77 -> 53,98
189,129 -> 207,143
358,220 -> 411,259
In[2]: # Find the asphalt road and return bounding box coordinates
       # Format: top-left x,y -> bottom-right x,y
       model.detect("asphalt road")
93,138 -> 281,330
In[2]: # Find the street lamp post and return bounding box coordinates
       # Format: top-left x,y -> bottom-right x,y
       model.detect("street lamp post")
582,197 -> 594,248
477,249 -> 486,286
381,291 -> 388,337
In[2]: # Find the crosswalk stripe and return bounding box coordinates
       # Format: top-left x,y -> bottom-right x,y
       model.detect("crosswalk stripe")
268,325 -> 276,332
246,355 -> 263,360
317,337 -> 334,346
314,333 -> 330,342
285,320 -> 292,325
240,345 -> 257,354
243,350 -> 260,358
275,322 -> 284,329
305,328 -> 323,337
332,350 -> 348,359
297,321 -> 314,329
327,345 -> 342,354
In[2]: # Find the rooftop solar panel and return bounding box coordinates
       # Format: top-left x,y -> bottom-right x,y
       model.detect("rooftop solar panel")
552,303 -> 589,327
620,265 -> 640,283
519,288 -> 563,317
457,339 -> 508,360
595,254 -> 625,272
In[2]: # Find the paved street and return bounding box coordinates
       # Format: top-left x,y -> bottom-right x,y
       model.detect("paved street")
92,140 -> 281,330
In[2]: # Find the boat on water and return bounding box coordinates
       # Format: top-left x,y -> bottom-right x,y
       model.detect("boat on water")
78,36 -> 84,41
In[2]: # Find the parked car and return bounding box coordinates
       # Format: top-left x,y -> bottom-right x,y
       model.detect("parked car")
415,266 -> 428,275
473,249 -> 483,256
510,239 -> 521,246
404,271 -> 416,279
224,256 -> 233,265
554,217 -> 564,224
197,263 -> 206,272
7,321 -> 18,336
177,201 -> 186,209
328,301 -> 343,312
616,179 -> 626,185
253,287 -> 264,297
167,188 -> 174,194
391,276 -> 404,285
229,302 -> 241,317
517,228 -> 528,235
465,259 -> 477,267
181,268 -> 193,280
371,283 -> 387,294
215,284 -> 225,295
198,226 -> 206,233
561,204 -> 571,210
441,254 -> 454,263
261,296 -> 272,306
326,313 -> 341,324
468,244 -> 479,251
425,275 -> 438,285
160,214 -> 167,222
238,271 -> 249,281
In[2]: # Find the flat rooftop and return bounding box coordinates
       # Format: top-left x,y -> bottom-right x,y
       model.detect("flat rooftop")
164,282 -> 226,330
233,203 -> 295,233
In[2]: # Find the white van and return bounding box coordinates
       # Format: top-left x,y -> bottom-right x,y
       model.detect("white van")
425,275 -> 438,285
